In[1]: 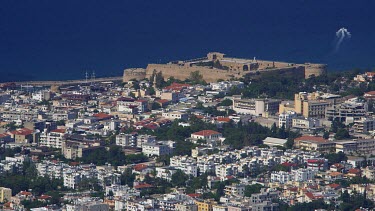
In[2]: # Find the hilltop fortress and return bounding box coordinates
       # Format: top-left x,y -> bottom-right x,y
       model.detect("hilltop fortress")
123,52 -> 327,83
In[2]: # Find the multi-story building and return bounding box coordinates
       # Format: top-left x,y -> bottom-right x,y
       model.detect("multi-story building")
118,98 -> 148,113
294,92 -> 337,118
162,111 -> 189,121
136,134 -> 156,147
116,133 -> 137,147
326,99 -> 367,122
307,158 -> 328,171
0,187 -> 12,203
36,160 -> 65,179
170,156 -> 198,177
232,98 -> 280,116
175,203 -> 198,211
142,142 -> 173,157
63,170 -> 83,189
335,139 -> 375,155
294,136 -> 335,152
194,199 -> 217,211
39,129 -> 66,149
224,184 -> 245,197
32,90 -> 51,102
278,111 -> 297,129
353,118 -> 375,134
292,117 -> 320,129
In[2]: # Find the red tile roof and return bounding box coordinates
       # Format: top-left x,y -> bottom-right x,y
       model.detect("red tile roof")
0,133 -> 10,138
20,191 -> 32,196
365,91 -> 375,96
295,136 -> 327,143
192,130 -> 221,136
217,117 -> 231,123
187,193 -> 202,198
93,113 -> 113,120
134,183 -> 153,189
9,128 -> 33,136
51,129 -> 66,133
348,168 -> 361,174
328,183 -> 341,189
164,82 -> 191,91
38,195 -> 52,200
133,164 -> 148,172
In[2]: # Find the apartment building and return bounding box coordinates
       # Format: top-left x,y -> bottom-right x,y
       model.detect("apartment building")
279,111 -> 297,129
294,136 -> 335,152
224,184 -> 245,197
232,98 -> 280,116
39,129 -> 66,149
142,142 -> 173,157
326,99 -> 367,122
294,92 -> 335,118
116,133 -> 137,147
0,187 -> 12,203
335,139 -> 375,155
353,118 -> 375,134
292,117 -> 320,129
162,111 -> 189,121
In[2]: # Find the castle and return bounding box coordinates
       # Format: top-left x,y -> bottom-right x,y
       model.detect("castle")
123,52 -> 327,83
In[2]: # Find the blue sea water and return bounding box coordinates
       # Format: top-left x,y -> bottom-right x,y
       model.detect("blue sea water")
0,0 -> 374,82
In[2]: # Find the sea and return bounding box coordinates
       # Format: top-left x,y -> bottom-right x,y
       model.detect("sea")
0,0 -> 374,82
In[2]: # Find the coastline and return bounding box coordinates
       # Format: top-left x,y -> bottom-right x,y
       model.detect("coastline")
0,76 -> 123,87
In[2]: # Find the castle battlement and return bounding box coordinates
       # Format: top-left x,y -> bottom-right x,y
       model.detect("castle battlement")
123,52 -> 326,83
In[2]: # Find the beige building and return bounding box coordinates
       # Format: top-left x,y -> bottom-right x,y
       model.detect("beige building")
353,117 -> 375,134
175,204 -> 198,211
0,187 -> 12,203
279,101 -> 295,114
294,136 -> 335,152
195,199 -> 217,211
294,92 -> 332,118
123,52 -> 326,83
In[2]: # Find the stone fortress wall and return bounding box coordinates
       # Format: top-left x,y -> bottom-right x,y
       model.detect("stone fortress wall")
123,52 -> 327,82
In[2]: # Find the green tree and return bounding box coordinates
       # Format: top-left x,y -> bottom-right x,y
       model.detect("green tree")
334,128 -> 350,140
171,170 -> 189,187
244,184 -> 263,197
218,99 -> 233,107
155,71 -> 165,88
188,71 -> 205,84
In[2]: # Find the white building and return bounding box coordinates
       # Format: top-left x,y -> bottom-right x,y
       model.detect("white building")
155,167 -> 178,181
263,137 -> 287,147
232,98 -> 280,116
32,90 -> 51,102
271,169 -> 316,183
353,117 -> 375,134
224,184 -> 245,197
191,130 -> 222,140
39,129 -> 66,149
279,111 -> 297,129
292,117 -> 320,129
142,142 -> 173,157
63,170 -> 82,189
162,111 -> 189,121
116,133 -> 136,147
170,155 -> 198,177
